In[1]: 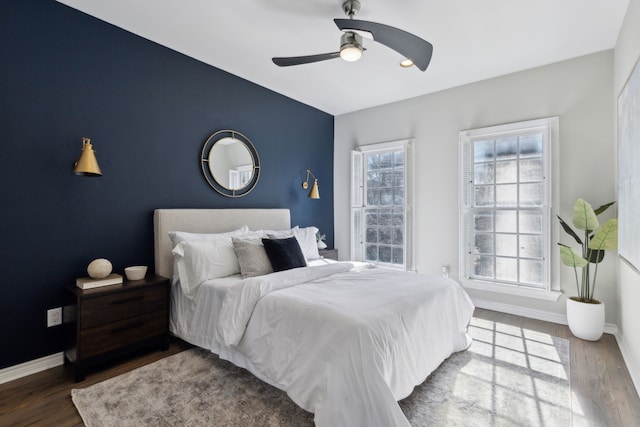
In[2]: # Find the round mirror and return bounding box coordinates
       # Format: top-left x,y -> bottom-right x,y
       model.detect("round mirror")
201,130 -> 260,197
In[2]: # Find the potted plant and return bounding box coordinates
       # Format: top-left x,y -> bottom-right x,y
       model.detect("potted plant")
316,231 -> 327,249
557,198 -> 618,341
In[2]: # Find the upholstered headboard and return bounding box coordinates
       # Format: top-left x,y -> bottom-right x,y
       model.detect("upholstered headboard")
153,208 -> 291,279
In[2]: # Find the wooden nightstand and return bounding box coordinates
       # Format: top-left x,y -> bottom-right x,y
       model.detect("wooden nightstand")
319,248 -> 339,260
64,275 -> 170,381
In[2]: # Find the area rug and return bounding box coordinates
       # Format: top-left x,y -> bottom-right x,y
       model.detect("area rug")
72,317 -> 571,426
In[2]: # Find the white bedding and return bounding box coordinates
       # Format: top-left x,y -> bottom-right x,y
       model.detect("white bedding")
170,261 -> 474,427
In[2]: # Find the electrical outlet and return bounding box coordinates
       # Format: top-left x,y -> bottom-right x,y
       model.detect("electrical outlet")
47,307 -> 62,327
442,264 -> 450,278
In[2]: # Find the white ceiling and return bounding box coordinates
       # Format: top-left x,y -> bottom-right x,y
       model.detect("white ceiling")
56,0 -> 628,116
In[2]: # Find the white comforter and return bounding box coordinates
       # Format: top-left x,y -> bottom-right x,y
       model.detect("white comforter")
201,263 -> 475,427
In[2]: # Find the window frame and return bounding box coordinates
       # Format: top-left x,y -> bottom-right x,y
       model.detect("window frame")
459,117 -> 561,301
351,139 -> 414,271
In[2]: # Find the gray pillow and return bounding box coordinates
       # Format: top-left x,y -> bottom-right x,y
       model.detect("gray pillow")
232,236 -> 273,278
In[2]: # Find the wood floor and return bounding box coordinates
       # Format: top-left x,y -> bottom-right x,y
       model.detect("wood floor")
1,308 -> 639,426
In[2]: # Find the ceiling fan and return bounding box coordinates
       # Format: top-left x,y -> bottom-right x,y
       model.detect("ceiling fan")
272,0 -> 433,71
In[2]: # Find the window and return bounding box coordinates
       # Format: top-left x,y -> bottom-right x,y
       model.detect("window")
459,117 -> 559,299
351,140 -> 413,270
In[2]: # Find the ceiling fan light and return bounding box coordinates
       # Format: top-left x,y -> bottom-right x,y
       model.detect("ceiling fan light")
340,45 -> 362,62
340,32 -> 363,62
400,58 -> 414,68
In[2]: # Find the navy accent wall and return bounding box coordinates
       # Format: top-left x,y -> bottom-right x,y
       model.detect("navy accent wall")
0,0 -> 334,369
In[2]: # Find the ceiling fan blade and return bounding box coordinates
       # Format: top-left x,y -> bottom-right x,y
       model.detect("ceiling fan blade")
272,52 -> 341,67
334,19 -> 433,71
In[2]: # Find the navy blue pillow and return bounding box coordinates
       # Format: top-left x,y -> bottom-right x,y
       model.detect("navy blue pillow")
262,237 -> 307,272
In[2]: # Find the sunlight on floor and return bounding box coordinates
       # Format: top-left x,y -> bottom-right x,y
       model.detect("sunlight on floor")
450,317 -> 572,426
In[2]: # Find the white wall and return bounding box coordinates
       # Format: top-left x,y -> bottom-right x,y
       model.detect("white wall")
614,0 -> 640,390
335,50 -> 616,322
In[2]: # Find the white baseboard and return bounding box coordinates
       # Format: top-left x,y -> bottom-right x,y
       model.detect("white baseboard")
472,297 -> 618,335
0,352 -> 64,385
614,332 -> 640,399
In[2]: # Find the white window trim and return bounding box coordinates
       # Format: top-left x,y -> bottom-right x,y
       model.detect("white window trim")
459,117 -> 561,301
351,139 -> 415,271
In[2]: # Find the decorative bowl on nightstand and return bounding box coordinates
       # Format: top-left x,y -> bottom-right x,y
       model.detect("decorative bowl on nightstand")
124,266 -> 147,281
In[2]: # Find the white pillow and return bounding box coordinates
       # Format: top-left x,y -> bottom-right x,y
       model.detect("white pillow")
292,226 -> 320,261
172,238 -> 240,299
253,229 -> 292,239
168,226 -> 249,284
168,226 -> 250,246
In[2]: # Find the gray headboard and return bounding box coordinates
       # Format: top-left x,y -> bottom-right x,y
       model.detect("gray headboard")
154,208 -> 291,279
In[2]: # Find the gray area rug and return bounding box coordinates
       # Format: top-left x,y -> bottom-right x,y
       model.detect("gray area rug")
72,317 -> 571,426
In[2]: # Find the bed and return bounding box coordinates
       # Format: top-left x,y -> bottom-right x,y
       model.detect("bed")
154,208 -> 475,427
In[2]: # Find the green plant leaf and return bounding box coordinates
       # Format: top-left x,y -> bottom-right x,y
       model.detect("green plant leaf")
557,215 -> 582,245
572,198 -> 598,231
593,201 -> 615,216
589,218 -> 618,251
558,244 -> 589,267
586,247 -> 605,263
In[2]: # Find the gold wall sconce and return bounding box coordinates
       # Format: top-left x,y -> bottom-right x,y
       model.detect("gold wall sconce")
302,169 -> 320,199
73,137 -> 102,176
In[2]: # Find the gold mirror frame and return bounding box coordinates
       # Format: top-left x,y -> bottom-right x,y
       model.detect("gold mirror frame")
200,130 -> 260,197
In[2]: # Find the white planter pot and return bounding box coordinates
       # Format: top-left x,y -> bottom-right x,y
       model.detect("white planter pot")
566,297 -> 605,341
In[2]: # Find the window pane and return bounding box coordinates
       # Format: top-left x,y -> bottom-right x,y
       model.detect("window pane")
495,210 -> 517,233
365,245 -> 377,261
474,255 -> 494,278
367,172 -> 380,188
496,233 -> 517,257
520,234 -> 542,259
475,233 -> 493,254
519,210 -> 542,233
394,151 -> 404,167
367,189 -> 380,205
474,210 -> 493,232
379,246 -> 391,263
380,189 -> 393,205
520,259 -> 544,286
366,211 -> 378,226
392,211 -> 404,227
394,188 -> 404,205
393,228 -> 403,245
496,257 -> 517,282
392,247 -> 403,264
474,140 -> 494,162
474,163 -> 495,185
380,152 -> 393,168
367,154 -> 380,170
496,137 -> 517,160
381,171 -> 393,187
379,227 -> 392,244
379,209 -> 392,225
520,183 -> 543,206
496,184 -> 517,207
496,160 -> 517,183
519,158 -> 543,182
393,171 -> 404,187
475,185 -> 494,206
519,134 -> 543,158
366,228 -> 377,243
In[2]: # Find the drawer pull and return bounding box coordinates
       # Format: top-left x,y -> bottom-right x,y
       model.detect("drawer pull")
111,322 -> 144,334
111,296 -> 144,305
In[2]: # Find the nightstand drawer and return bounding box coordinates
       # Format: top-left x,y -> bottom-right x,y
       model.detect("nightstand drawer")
79,309 -> 168,359
80,285 -> 168,329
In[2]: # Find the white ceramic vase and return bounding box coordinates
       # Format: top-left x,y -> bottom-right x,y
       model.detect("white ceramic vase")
566,297 -> 605,341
